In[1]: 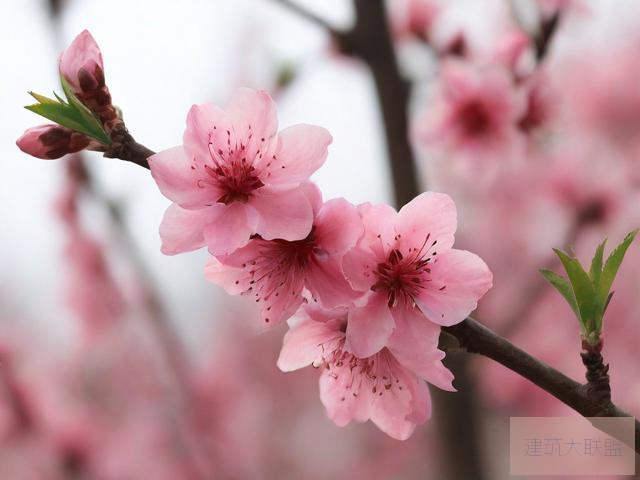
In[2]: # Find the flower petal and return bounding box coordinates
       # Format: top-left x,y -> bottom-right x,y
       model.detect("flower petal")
203,202 -> 258,255
313,198 -> 364,255
183,102 -> 235,164
345,293 -> 395,358
305,256 -> 361,308
159,204 -> 223,255
149,146 -> 218,208
370,357 -> 422,441
389,306 -> 455,391
250,187 -> 314,241
358,202 -> 397,258
396,192 -> 457,255
227,88 -> 278,159
341,246 -> 377,293
260,124 -> 331,188
277,316 -> 343,372
414,248 -> 493,326
319,362 -> 373,427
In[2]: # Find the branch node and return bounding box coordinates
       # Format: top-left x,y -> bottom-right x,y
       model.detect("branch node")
103,123 -> 154,169
580,339 -> 612,404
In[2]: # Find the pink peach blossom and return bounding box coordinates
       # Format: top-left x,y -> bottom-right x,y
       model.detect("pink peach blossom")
150,88 -> 332,256
16,125 -> 90,160
204,193 -> 363,326
561,45 -> 640,153
278,306 -> 438,440
415,61 -> 525,161
391,0 -> 440,42
516,71 -> 556,135
542,151 -> 630,228
342,192 -> 492,357
493,30 -> 531,74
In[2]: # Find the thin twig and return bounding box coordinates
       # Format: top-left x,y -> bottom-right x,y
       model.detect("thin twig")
534,11 -> 561,62
269,0 -> 341,36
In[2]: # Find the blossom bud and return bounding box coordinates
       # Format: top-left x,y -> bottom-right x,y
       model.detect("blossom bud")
16,124 -> 90,159
58,30 -> 118,127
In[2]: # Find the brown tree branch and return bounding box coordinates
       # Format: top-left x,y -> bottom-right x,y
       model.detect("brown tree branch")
103,124 -> 154,169
344,0 -> 420,207
443,317 -> 640,454
534,11 -> 561,62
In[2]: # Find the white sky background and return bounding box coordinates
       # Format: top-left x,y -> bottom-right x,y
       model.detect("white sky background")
1,0 -> 639,348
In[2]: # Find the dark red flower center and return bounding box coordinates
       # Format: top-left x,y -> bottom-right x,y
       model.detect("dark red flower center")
371,235 -> 438,307
238,229 -> 319,323
199,130 -> 266,205
457,99 -> 491,137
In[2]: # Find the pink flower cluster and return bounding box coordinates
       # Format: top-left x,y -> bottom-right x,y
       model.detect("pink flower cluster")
150,88 -> 493,439
15,28 -> 493,440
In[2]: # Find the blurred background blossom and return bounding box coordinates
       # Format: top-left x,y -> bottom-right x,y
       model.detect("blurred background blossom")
2,0 -> 640,478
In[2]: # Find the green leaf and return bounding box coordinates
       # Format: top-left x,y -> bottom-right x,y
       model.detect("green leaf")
25,102 -> 96,137
603,291 -> 614,315
25,88 -> 111,145
540,269 -> 581,323
595,229 -> 638,328
53,91 -> 67,104
60,77 -> 111,144
28,91 -> 58,105
589,239 -> 606,286
553,248 -> 596,331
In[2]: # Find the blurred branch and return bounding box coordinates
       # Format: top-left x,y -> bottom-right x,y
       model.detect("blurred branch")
509,0 -> 561,64
534,11 -> 561,62
443,317 -> 640,454
345,0 -> 419,207
266,0 -> 420,206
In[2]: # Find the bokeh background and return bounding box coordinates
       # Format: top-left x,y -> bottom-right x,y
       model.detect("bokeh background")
2,0 -> 639,478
